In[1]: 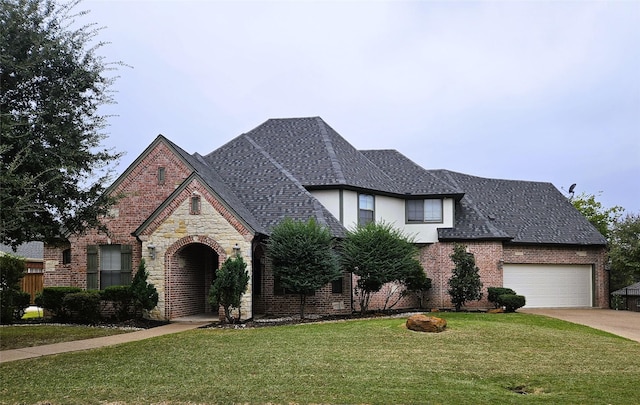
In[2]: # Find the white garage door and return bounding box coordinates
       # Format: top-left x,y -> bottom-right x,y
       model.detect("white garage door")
503,264 -> 593,308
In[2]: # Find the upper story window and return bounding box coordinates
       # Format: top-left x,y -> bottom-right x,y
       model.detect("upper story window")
358,194 -> 375,226
190,195 -> 201,215
407,199 -> 443,223
158,167 -> 166,185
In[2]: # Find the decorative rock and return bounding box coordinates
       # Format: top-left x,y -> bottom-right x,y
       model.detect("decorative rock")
488,308 -> 504,314
406,314 -> 447,333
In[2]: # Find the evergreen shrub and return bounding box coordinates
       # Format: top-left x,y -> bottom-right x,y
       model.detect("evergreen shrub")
35,287 -> 82,320
487,287 -> 517,308
498,294 -> 526,312
63,291 -> 101,323
100,285 -> 133,320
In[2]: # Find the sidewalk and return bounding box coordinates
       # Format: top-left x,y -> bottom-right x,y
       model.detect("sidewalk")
0,321 -> 210,364
521,308 -> 640,343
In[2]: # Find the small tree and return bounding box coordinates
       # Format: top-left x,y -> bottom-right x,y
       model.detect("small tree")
209,255 -> 250,323
404,262 -> 432,309
267,218 -> 341,319
0,254 -> 26,324
130,259 -> 158,318
571,192 -> 623,239
341,221 -> 421,314
447,243 -> 483,311
609,213 -> 640,291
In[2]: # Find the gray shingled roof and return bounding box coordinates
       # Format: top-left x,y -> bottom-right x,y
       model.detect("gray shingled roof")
139,117 -> 607,246
360,149 -> 463,197
0,242 -> 44,260
201,127 -> 346,236
435,170 -> 607,245
612,281 -> 640,296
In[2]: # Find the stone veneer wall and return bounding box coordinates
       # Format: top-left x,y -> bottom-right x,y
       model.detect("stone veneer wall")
142,180 -> 253,320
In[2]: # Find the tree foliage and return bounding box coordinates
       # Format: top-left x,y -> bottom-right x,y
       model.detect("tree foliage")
340,221 -> 422,314
571,192 -> 623,239
209,255 -> 250,323
130,259 -> 158,318
0,0 -> 122,247
609,213 -> 640,290
267,218 -> 341,319
447,243 -> 483,311
0,253 -> 26,323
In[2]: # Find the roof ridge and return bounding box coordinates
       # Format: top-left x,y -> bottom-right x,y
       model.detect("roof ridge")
315,117 -> 346,184
243,134 -> 309,193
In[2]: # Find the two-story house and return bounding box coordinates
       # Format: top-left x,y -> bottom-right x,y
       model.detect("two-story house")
44,117 -> 608,320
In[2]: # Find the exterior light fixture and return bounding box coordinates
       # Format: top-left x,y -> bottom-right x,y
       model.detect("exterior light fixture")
148,243 -> 156,260
232,243 -> 241,257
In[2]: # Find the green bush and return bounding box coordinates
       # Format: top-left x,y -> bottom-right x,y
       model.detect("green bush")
100,285 -> 133,321
35,287 -> 82,320
63,291 -> 101,324
130,259 -> 158,318
13,291 -> 31,319
0,254 -> 27,324
498,294 -> 526,312
487,287 -> 517,308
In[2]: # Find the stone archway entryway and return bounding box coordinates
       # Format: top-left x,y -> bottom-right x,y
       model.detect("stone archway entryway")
165,236 -> 227,319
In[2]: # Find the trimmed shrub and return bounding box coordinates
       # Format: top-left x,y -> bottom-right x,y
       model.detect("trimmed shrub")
499,294 -> 526,313
100,285 -> 133,321
35,287 -> 82,320
488,287 -> 517,308
63,291 -> 101,324
130,259 -> 158,318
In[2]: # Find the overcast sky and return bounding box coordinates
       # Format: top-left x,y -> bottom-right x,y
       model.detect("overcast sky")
83,0 -> 639,213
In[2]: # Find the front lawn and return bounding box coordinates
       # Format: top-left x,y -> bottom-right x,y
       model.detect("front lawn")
1,313 -> 638,404
0,325 -> 134,351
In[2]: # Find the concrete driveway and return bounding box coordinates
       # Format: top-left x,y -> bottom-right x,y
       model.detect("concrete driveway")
521,308 -> 640,343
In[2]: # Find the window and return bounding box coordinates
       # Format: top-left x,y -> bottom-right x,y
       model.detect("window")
358,194 -> 375,226
331,277 -> 343,294
190,195 -> 201,215
87,245 -> 132,290
158,167 -> 166,185
62,248 -> 71,264
406,199 -> 443,223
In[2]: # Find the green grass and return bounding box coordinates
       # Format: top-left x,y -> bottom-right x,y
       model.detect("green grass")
1,313 -> 639,404
0,325 -> 132,350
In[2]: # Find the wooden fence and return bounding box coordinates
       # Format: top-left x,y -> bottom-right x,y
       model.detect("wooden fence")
21,273 -> 44,304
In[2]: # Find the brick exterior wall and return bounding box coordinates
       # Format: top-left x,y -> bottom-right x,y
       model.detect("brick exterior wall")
44,140 -> 193,291
44,140 -> 254,321
43,137 -> 608,319
252,245 -> 352,317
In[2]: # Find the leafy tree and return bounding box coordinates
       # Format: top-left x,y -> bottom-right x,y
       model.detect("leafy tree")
267,218 -> 341,319
0,0 -> 123,248
404,263 -> 432,309
209,255 -> 250,323
571,192 -> 623,239
447,243 -> 483,311
130,259 -> 158,318
609,213 -> 640,291
340,221 -> 422,314
0,253 -> 26,323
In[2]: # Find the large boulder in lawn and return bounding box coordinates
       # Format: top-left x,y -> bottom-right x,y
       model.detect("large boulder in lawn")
406,314 -> 447,333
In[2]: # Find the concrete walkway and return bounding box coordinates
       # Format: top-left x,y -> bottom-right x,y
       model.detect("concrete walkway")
521,308 -> 640,343
0,321 -> 210,364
